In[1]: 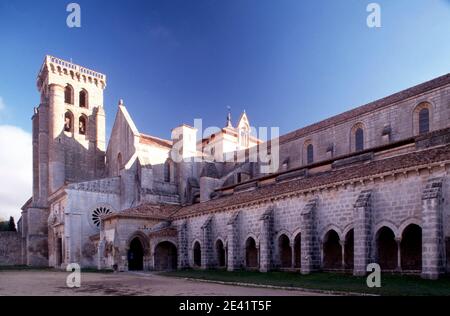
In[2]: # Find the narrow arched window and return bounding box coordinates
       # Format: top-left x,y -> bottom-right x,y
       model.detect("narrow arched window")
306,144 -> 314,164
79,116 -> 87,135
355,128 -> 364,151
240,128 -> 249,147
164,161 -> 171,183
64,111 -> 73,132
64,85 -> 73,104
79,89 -> 88,108
419,108 -> 429,134
117,153 -> 122,175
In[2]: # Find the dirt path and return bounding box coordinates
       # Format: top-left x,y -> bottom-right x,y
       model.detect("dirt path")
0,270 -> 328,296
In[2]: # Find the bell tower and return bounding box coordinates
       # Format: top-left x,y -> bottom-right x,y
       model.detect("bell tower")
23,55 -> 107,266
33,55 -> 107,204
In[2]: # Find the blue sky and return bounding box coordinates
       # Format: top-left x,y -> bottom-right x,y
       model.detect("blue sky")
1,0 -> 450,220
1,0 -> 450,139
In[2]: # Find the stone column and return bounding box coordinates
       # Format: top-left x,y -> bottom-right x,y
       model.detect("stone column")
290,240 -> 295,269
340,240 -> 345,270
395,237 -> 402,272
177,221 -> 189,269
353,190 -> 372,276
421,177 -> 445,280
259,207 -> 274,272
37,103 -> 49,208
227,212 -> 240,271
97,239 -> 105,270
48,83 -> 65,194
300,198 -> 320,274
201,216 -> 213,269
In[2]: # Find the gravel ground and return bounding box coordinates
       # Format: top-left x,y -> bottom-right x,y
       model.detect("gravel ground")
0,270 -> 328,296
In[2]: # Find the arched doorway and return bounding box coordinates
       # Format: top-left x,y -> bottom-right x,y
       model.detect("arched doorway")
216,240 -> 226,268
344,229 -> 354,270
154,241 -> 178,271
193,241 -> 201,267
294,233 -> 301,268
56,237 -> 63,267
401,224 -> 422,271
278,234 -> 292,268
128,237 -> 144,271
245,237 -> 258,268
376,227 -> 397,270
323,230 -> 342,269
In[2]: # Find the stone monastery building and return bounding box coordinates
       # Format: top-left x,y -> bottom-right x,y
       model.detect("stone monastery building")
18,55 -> 450,279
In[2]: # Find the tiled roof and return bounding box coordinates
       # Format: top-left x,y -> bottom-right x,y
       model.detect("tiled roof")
148,226 -> 178,237
139,133 -> 173,148
104,203 -> 180,220
171,143 -> 450,219
279,73 -> 450,145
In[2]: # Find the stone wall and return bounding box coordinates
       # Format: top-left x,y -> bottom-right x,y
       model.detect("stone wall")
173,164 -> 450,276
277,82 -> 450,170
0,232 -> 22,266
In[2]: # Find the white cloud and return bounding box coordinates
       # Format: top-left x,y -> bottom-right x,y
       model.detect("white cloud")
0,125 -> 32,222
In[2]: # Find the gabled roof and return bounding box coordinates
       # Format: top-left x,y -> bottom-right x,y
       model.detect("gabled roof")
104,203 -> 181,220
279,73 -> 450,145
236,111 -> 249,129
171,140 -> 450,219
139,133 -> 173,148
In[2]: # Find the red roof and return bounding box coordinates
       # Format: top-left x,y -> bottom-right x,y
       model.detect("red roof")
139,133 -> 173,148
171,143 -> 450,219
104,203 -> 180,220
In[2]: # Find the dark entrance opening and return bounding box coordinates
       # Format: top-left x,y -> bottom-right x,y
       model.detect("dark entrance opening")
154,241 -> 177,271
401,224 -> 422,271
216,240 -> 226,268
278,234 -> 292,268
193,241 -> 202,267
323,230 -> 342,269
56,237 -> 63,266
245,237 -> 258,268
294,233 -> 301,268
128,237 -> 144,271
377,227 -> 397,270
344,229 -> 354,270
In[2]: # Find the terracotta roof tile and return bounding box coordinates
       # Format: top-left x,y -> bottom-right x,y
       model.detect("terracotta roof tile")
172,144 -> 450,219
139,133 -> 173,148
105,203 -> 180,220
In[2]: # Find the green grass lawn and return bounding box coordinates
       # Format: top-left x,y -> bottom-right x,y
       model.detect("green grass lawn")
0,265 -> 113,273
160,269 -> 450,296
0,265 -> 54,271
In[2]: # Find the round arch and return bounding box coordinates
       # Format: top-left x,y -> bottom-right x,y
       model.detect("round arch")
400,223 -> 422,271
277,233 -> 292,268
215,238 -> 227,268
320,224 -> 343,243
398,218 -> 422,237
350,122 -> 366,152
412,101 -> 433,135
374,220 -> 399,239
322,229 -> 342,270
64,84 -> 74,104
154,240 -> 178,271
127,231 -> 150,271
292,228 -> 302,269
375,226 -> 397,270
244,235 -> 259,269
192,239 -> 202,268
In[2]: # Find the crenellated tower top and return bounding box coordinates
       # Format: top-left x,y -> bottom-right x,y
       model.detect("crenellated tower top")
37,55 -> 107,92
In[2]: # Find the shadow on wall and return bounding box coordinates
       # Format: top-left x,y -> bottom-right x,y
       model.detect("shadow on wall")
0,232 -> 22,265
